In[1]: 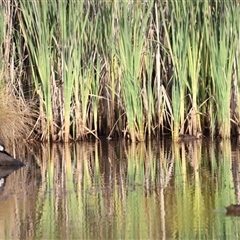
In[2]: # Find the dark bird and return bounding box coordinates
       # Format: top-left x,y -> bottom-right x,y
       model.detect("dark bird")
226,204 -> 240,216
0,141 -> 24,166
178,132 -> 203,142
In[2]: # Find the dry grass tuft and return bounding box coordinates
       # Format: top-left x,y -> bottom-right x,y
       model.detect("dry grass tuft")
0,89 -> 35,146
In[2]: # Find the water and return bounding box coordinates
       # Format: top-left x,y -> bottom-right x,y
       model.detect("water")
0,139 -> 239,239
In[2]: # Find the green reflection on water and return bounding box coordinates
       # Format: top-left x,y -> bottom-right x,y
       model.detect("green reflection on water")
0,139 -> 239,239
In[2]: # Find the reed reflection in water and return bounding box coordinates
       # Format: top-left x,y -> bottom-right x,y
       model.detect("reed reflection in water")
0,139 -> 240,239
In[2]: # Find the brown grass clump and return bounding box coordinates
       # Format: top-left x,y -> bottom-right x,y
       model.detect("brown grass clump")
0,89 -> 34,146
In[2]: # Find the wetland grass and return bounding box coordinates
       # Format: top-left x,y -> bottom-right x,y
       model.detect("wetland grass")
0,1 -> 34,145
18,0 -> 56,141
0,0 -> 240,141
186,3 -> 204,136
208,2 -> 239,138
116,1 -> 153,141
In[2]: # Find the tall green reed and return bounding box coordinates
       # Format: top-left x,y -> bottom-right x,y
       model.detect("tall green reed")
19,1 -> 102,141
57,1 -> 101,141
142,45 -> 156,140
187,2 -> 205,135
115,1 -> 153,141
58,1 -> 75,142
209,2 -> 239,138
76,4 -> 102,140
160,0 -> 189,139
154,4 -> 173,138
59,2 -> 101,141
96,3 -> 117,138
19,0 -> 55,141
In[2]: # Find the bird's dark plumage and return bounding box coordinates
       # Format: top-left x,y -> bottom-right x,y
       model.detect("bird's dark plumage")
0,140 -> 24,166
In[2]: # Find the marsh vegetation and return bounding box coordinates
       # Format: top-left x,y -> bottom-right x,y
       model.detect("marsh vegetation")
0,139 -> 240,239
1,1 -> 240,142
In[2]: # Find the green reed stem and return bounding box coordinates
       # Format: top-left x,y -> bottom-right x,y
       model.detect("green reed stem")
116,2 -> 153,141
187,2 -> 204,135
58,1 -> 92,141
209,3 -> 238,138
160,0 -> 189,138
19,0 -> 55,141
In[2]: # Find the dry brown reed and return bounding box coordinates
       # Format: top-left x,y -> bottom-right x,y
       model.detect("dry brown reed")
0,89 -> 35,145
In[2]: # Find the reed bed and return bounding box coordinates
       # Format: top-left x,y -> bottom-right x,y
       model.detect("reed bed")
0,0 -> 240,142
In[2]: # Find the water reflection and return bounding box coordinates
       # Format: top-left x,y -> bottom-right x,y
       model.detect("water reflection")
0,165 -> 23,193
0,139 -> 240,239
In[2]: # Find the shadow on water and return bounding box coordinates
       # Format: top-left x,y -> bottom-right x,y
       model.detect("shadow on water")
1,138 -> 240,239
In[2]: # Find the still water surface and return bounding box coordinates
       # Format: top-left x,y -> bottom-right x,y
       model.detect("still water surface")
0,139 -> 239,239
